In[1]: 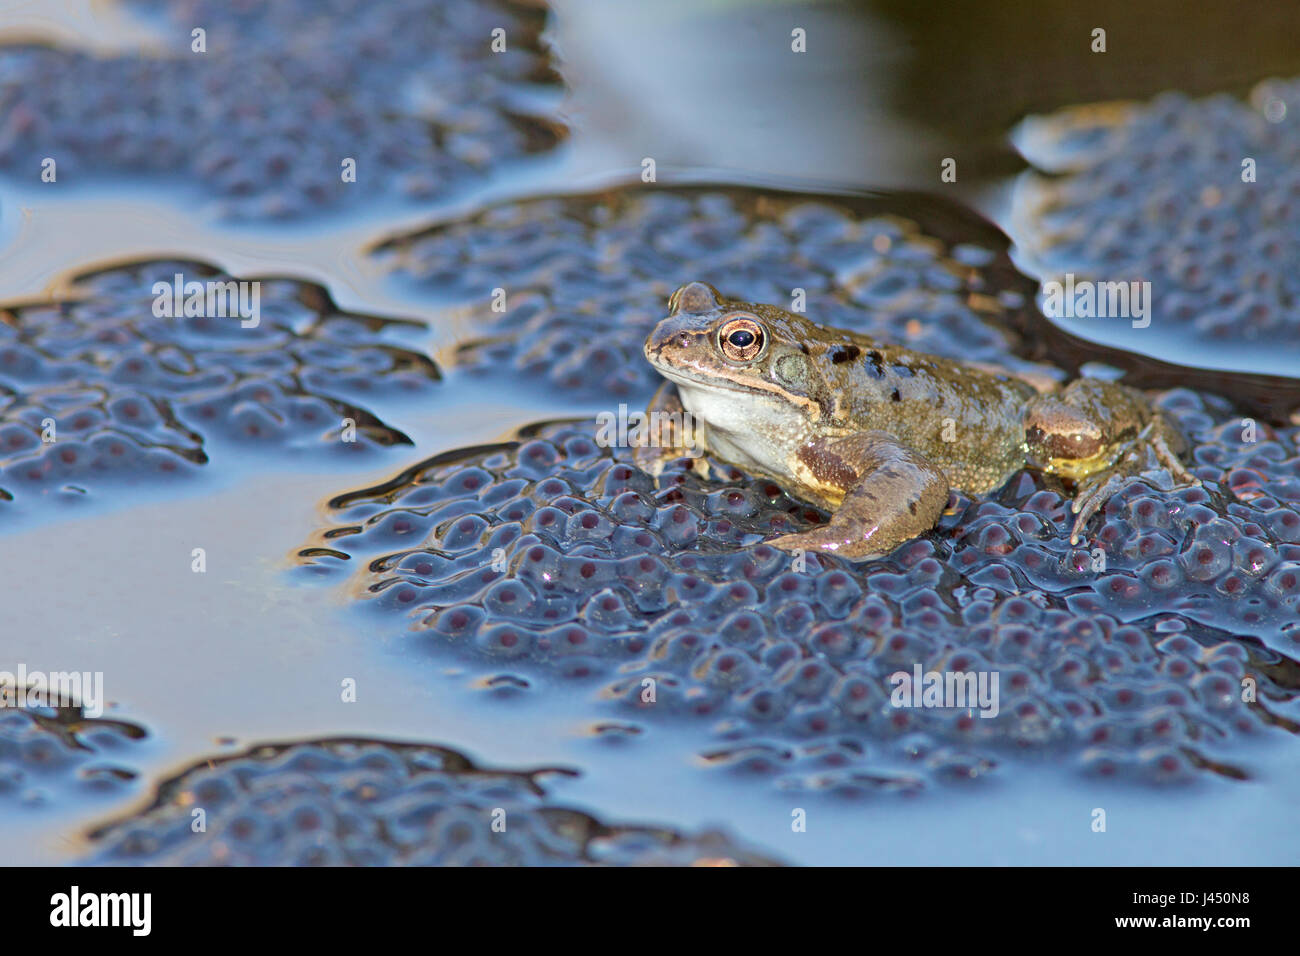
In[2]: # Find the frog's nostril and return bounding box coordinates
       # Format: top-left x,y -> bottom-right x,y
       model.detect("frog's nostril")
677,333 -> 692,348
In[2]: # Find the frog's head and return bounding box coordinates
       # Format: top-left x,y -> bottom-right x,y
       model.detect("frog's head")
644,282 -> 823,414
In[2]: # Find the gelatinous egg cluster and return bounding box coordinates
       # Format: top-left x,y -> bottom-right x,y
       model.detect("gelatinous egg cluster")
0,260 -> 439,506
1012,77 -> 1300,345
376,187 -> 1054,398
296,405 -> 1300,792
86,737 -> 777,865
0,0 -> 563,219
0,704 -> 145,810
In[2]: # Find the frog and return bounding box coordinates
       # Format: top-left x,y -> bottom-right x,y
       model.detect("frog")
637,281 -> 1198,559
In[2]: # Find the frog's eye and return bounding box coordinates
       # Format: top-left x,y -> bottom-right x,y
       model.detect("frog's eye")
717,314 -> 766,363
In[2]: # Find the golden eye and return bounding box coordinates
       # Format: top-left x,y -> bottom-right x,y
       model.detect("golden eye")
717,314 -> 766,362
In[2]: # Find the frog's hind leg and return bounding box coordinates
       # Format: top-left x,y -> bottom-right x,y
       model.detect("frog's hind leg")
1068,413 -> 1199,544
771,431 -> 949,560
1024,380 -> 1197,544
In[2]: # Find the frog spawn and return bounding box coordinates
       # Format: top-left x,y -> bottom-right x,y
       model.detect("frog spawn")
0,260 -> 441,507
84,738 -> 777,866
374,187 -> 1054,399
295,411 -> 1300,793
1011,77 -> 1300,347
0,704 -> 145,810
0,0 -> 564,220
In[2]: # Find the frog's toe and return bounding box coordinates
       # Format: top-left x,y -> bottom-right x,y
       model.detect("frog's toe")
769,527 -> 884,561
1068,495 -> 1102,545
1151,430 -> 1199,485
1068,471 -> 1151,543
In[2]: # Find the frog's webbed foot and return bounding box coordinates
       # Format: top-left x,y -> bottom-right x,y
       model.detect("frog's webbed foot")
1069,471 -> 1140,544
1068,416 -> 1199,544
770,432 -> 949,561
631,381 -> 705,477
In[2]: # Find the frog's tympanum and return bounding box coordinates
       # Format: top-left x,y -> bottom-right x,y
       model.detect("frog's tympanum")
640,281 -> 1197,559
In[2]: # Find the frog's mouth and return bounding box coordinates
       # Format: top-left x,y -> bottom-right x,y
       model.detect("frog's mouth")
650,360 -> 769,397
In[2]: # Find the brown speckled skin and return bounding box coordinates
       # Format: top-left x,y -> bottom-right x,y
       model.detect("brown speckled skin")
641,282 -> 1194,558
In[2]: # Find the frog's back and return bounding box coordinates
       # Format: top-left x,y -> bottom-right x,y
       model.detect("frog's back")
826,334 -> 1035,494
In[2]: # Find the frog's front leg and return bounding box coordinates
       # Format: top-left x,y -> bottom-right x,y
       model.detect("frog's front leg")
771,431 -> 949,560
1067,416 -> 1198,543
1023,380 -> 1198,544
631,381 -> 707,477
